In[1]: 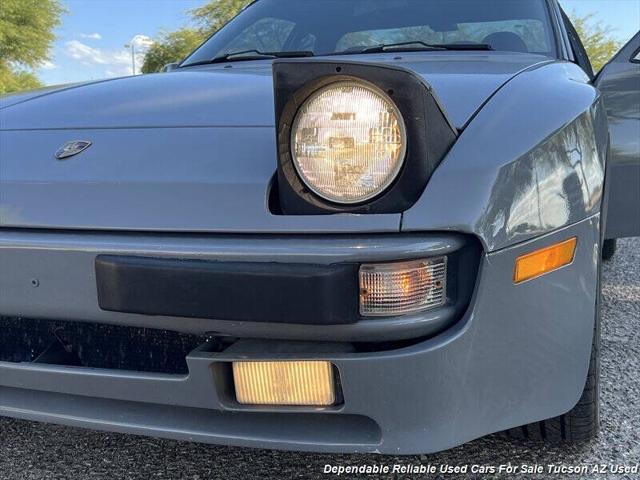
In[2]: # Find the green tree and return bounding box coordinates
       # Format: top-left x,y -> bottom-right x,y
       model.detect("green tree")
570,13 -> 622,72
0,0 -> 63,94
0,65 -> 42,94
141,28 -> 204,74
141,0 -> 251,73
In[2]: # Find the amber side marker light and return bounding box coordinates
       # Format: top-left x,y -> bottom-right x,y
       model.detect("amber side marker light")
514,237 -> 577,284
233,361 -> 336,406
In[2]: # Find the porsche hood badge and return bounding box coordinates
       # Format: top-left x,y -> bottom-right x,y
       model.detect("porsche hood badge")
55,140 -> 92,160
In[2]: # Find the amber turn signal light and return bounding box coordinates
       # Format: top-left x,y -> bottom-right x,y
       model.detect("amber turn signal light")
233,361 -> 336,406
514,237 -> 577,284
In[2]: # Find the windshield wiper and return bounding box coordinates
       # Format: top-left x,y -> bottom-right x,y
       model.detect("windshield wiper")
182,49 -> 314,67
342,41 -> 493,54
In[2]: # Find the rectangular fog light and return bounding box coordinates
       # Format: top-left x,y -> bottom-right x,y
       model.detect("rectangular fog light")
359,257 -> 447,317
232,361 -> 336,406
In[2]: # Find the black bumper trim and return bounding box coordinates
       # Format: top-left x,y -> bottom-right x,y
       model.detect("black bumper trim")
96,256 -> 360,325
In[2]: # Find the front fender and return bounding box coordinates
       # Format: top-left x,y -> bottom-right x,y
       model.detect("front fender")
403,61 -> 608,252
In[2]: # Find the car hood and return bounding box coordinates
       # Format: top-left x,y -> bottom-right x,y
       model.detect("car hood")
0,52 -> 551,233
1,51 -> 551,130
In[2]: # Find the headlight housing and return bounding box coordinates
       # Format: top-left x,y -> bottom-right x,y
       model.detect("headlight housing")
273,61 -> 458,215
291,81 -> 407,204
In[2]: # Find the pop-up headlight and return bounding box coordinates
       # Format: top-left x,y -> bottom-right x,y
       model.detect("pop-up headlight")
273,61 -> 458,215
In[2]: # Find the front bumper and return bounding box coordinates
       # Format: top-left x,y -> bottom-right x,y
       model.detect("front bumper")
0,230 -> 476,342
0,216 -> 599,454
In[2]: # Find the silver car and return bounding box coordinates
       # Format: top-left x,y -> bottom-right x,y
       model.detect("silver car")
1,0 -> 638,455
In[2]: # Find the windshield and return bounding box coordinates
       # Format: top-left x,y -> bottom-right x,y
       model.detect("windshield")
182,0 -> 557,66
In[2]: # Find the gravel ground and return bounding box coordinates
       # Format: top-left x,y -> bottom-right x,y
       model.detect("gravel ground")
1,238 -> 638,480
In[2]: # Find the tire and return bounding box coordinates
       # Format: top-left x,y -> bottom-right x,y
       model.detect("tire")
506,267 -> 601,443
602,238 -> 617,261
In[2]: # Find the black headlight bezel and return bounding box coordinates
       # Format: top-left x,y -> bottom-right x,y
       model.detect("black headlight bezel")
273,60 -> 457,215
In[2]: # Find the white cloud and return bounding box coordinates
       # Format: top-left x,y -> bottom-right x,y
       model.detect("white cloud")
39,60 -> 57,70
64,36 -> 152,76
129,34 -> 154,48
79,33 -> 102,40
65,40 -> 124,66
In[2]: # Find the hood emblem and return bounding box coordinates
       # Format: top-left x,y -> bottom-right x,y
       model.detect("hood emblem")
55,140 -> 92,160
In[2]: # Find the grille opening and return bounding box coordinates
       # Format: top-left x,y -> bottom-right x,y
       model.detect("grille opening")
0,317 -> 209,374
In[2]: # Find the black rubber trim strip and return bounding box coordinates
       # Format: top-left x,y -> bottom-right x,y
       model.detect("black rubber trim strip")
96,256 -> 360,325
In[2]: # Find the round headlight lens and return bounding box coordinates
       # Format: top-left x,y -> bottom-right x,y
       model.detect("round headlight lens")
291,81 -> 407,204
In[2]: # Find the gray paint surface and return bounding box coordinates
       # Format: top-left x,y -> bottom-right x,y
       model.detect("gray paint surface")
1,51 -> 632,248
0,52 -> 551,238
0,127 -> 400,233
0,0 -> 637,454
2,236 -> 637,476
0,51 -> 549,130
597,32 -> 640,239
0,231 -> 468,342
0,217 -> 599,454
403,61 -> 607,251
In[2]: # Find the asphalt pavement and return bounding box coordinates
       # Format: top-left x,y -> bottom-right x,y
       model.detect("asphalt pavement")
1,238 -> 638,480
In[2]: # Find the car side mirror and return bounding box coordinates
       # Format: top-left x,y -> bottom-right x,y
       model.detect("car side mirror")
161,63 -> 179,73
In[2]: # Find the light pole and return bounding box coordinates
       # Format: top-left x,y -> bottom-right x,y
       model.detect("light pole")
124,36 -> 153,76
124,42 -> 136,75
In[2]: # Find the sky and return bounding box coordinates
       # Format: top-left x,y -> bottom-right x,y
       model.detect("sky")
37,0 -> 640,86
562,0 -> 640,41
39,0 -> 203,85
